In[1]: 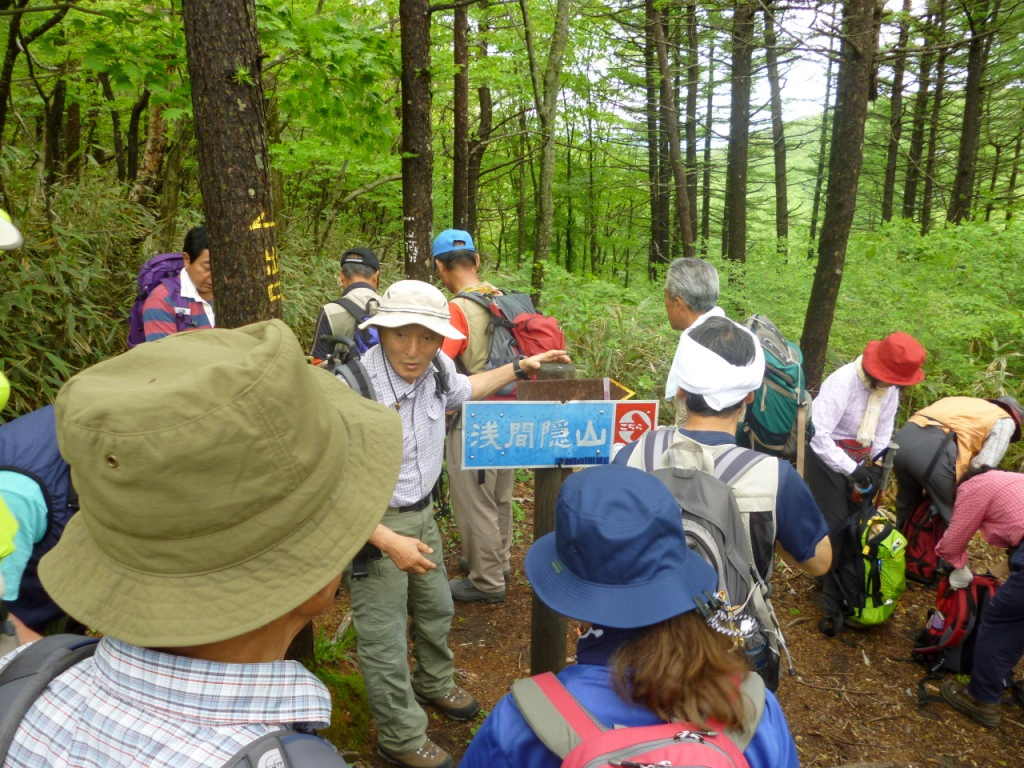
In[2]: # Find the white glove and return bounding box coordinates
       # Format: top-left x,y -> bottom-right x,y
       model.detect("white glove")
949,567 -> 974,590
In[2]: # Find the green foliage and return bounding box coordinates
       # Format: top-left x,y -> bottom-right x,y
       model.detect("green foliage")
0,181 -> 149,419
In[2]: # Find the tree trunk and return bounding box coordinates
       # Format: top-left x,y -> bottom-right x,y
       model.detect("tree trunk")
98,72 -> 127,183
802,0 -> 880,391
646,0 -> 670,276
517,107 -> 527,268
43,79 -> 65,189
946,0 -> 995,224
182,0 -> 280,327
984,143 -> 1001,221
130,103 -> 168,209
808,28 -> 837,259
154,119 -> 193,253
700,36 -> 715,255
0,3 -> 25,150
1005,133 -> 1022,224
521,0 -> 572,303
762,0 -> 789,254
466,5 -> 493,237
400,0 -> 434,280
684,0 -> 699,245
921,9 -> 948,235
901,3 -> 936,221
452,3 -> 469,229
880,0 -> 911,222
652,6 -> 694,258
64,99 -> 81,177
126,89 -> 151,185
722,0 -> 755,262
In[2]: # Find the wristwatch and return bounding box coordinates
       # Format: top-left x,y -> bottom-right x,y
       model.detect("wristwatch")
512,357 -> 531,380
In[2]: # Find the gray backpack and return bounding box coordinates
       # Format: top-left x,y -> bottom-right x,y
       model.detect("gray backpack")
0,635 -> 349,767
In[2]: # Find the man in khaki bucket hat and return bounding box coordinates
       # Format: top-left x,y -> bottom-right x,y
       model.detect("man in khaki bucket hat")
0,319 -> 402,767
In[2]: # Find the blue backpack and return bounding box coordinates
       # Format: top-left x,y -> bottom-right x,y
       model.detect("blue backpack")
0,635 -> 349,767
127,252 -> 189,348
321,296 -> 380,357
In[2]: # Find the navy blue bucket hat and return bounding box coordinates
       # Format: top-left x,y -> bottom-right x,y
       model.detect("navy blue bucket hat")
525,464 -> 717,629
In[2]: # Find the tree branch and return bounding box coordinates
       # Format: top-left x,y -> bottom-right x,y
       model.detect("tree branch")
0,2 -> 111,18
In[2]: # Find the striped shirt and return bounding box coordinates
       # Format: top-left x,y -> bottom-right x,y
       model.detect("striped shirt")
0,636 -> 331,768
142,268 -> 214,343
936,470 -> 1024,569
360,345 -> 472,507
809,362 -> 900,475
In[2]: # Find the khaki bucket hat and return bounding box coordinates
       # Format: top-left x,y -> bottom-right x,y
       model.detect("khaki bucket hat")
40,319 -> 401,647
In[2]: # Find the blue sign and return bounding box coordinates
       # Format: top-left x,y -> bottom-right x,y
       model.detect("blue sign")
461,401 -> 620,469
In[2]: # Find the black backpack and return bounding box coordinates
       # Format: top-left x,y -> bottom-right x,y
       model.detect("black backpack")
0,635 -> 349,767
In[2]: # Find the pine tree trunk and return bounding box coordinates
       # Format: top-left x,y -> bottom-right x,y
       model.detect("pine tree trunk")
881,0 -> 911,222
808,29 -> 836,259
762,0 -> 789,254
130,103 -> 167,209
1005,133 -> 1022,224
684,0 -> 699,244
400,0 -> 434,280
466,5 -> 493,237
652,6 -> 694,258
901,5 -> 936,221
182,0 -> 280,327
700,37 -> 715,255
723,0 -> 755,262
921,10 -> 948,235
452,3 -> 469,230
946,0 -> 995,224
646,0 -> 670,275
802,0 -> 880,391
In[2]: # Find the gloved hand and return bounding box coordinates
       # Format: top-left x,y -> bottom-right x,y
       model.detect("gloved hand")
851,462 -> 882,490
949,567 -> 974,590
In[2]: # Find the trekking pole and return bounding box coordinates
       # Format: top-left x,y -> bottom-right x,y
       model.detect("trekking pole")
874,441 -> 899,510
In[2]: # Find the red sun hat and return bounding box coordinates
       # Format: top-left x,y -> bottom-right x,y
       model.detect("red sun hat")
862,332 -> 926,386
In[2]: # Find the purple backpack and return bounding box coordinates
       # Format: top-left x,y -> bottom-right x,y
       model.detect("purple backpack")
127,253 -> 188,348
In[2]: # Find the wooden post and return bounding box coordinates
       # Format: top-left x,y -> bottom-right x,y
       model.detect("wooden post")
526,362 -> 574,675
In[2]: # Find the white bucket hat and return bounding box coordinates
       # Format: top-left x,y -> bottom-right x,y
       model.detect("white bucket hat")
360,280 -> 465,340
0,209 -> 24,250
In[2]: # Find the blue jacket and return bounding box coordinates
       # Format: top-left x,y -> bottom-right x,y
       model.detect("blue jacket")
461,664 -> 799,768
0,406 -> 77,630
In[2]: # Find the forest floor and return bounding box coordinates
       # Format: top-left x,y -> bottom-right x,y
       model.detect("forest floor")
317,477 -> 1024,768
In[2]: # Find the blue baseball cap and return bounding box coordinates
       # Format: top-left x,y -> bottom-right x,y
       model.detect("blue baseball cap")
525,465 -> 717,629
432,229 -> 475,259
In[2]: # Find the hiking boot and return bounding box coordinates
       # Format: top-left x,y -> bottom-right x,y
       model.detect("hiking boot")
449,576 -> 505,604
414,684 -> 481,721
378,738 -> 454,768
459,556 -> 510,582
941,680 -> 1001,728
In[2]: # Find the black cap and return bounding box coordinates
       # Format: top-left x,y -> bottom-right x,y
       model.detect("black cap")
340,247 -> 380,272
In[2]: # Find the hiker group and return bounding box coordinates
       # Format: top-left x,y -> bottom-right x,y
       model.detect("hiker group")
1,210 -> 1022,768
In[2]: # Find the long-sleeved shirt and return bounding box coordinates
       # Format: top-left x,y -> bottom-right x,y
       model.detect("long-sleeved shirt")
809,362 -> 900,475
142,268 -> 214,343
0,636 -> 331,768
936,470 -> 1024,569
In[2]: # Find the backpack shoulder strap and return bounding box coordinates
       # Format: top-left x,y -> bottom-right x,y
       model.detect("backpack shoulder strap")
510,672 -> 605,759
220,729 -> 349,768
334,358 -> 377,401
713,445 -> 769,485
722,671 -> 767,752
336,296 -> 368,321
454,291 -> 493,312
0,634 -> 99,761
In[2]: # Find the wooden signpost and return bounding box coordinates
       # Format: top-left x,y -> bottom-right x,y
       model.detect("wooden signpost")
460,370 -> 659,675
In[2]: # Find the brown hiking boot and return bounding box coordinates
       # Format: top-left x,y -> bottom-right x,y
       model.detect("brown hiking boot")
377,738 -> 454,768
941,680 -> 1000,728
414,684 -> 481,721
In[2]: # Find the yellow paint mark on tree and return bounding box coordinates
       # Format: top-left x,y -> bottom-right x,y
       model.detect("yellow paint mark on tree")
250,212 -> 275,230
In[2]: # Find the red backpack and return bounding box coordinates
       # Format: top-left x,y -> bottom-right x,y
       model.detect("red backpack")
902,498 -> 947,584
912,573 -> 999,674
510,671 -> 762,768
455,290 -> 566,397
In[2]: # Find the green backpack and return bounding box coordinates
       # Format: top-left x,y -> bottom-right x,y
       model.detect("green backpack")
850,514 -> 908,627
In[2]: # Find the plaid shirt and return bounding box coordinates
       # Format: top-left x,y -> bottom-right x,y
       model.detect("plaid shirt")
808,362 -> 900,475
361,345 -> 472,507
936,470 -> 1024,569
1,636 -> 331,768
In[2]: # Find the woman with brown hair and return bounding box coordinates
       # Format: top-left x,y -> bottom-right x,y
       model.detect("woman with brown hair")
461,464 -> 797,768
